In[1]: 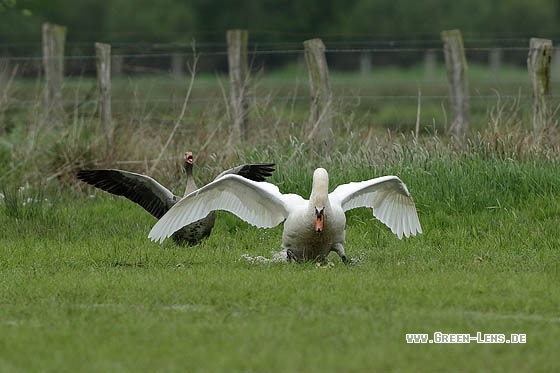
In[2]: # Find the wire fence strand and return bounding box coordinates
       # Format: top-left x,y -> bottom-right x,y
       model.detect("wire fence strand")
3,45 -> 560,62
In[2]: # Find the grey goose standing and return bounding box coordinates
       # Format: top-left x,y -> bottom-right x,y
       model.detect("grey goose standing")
77,152 -> 275,245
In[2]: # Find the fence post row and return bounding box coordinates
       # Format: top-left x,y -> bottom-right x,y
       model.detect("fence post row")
303,38 -> 332,146
95,42 -> 113,156
527,38 -> 553,133
441,29 -> 470,141
226,29 -> 249,145
34,24 -> 558,144
42,22 -> 67,124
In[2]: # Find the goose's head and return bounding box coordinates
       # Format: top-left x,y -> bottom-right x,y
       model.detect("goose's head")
183,152 -> 194,172
311,168 -> 329,233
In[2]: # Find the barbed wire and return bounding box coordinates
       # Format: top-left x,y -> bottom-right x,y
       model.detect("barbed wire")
1,34 -> 558,48
2,42 -> 559,62
3,41 -> 559,109
5,94 -> 560,107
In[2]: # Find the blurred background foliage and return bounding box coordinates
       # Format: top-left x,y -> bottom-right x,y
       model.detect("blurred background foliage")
2,0 -> 559,47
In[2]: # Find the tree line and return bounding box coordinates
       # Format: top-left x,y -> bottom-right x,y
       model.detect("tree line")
1,0 -> 559,54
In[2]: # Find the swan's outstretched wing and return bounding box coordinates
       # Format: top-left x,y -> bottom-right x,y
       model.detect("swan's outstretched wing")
149,174 -> 293,243
214,163 -> 276,182
330,176 -> 422,239
77,169 -> 176,219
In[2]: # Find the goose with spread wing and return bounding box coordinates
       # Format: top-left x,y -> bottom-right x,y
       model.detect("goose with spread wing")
77,152 -> 275,245
149,167 -> 421,261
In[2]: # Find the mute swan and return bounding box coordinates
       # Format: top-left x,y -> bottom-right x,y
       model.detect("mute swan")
77,152 -> 275,245
149,167 -> 421,261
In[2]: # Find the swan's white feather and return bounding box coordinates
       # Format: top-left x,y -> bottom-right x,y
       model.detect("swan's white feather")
149,174 -> 295,243
329,175 -> 422,239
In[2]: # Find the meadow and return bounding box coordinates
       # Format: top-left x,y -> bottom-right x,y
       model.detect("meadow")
1,64 -> 560,371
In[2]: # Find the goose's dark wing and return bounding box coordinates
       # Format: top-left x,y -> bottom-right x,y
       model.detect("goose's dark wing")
214,163 -> 275,182
77,169 -> 176,219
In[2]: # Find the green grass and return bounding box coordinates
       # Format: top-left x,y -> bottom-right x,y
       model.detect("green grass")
1,63 -> 560,371
6,63 -> 559,134
1,151 -> 559,372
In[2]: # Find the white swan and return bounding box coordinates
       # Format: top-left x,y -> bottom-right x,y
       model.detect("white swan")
149,168 -> 422,262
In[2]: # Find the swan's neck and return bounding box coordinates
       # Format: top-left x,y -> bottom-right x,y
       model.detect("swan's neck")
310,168 -> 330,232
310,168 -> 329,209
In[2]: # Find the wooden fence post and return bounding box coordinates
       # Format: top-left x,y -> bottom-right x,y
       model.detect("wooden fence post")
360,52 -> 372,76
226,29 -> 249,144
423,50 -> 436,81
527,38 -> 552,133
95,42 -> 113,155
171,53 -> 184,78
111,54 -> 123,77
42,23 -> 66,123
489,48 -> 502,76
553,49 -> 560,77
303,38 -> 332,145
441,29 -> 469,140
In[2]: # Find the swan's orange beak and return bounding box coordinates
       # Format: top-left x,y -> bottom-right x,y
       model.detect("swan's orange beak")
315,208 -> 324,232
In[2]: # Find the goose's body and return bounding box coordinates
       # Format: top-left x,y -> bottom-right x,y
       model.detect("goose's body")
77,152 -> 275,245
149,168 -> 422,261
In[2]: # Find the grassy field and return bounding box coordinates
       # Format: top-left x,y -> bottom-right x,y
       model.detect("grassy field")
1,142 -> 560,371
1,63 -> 560,371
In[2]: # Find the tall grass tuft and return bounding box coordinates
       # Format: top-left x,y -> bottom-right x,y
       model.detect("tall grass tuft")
1,184 -> 48,220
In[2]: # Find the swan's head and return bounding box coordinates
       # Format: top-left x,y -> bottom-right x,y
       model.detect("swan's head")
311,168 -> 329,233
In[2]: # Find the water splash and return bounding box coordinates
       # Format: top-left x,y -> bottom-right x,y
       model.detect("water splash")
239,250 -> 288,264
